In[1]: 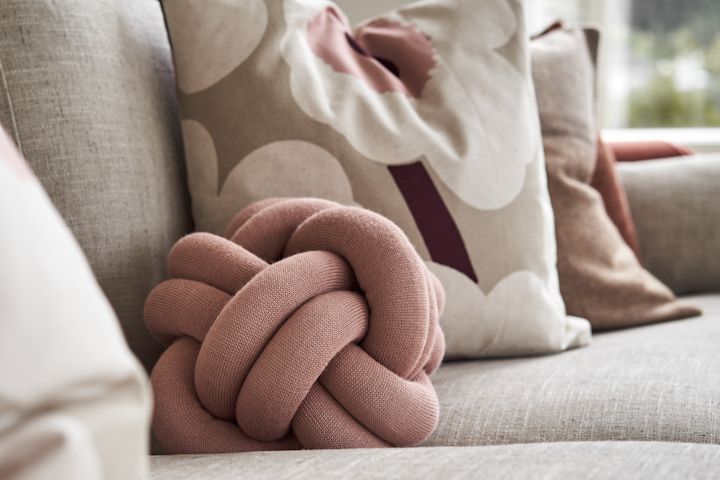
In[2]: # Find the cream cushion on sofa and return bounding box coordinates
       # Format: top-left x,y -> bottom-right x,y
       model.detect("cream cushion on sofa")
0,127 -> 150,480
163,0 -> 590,359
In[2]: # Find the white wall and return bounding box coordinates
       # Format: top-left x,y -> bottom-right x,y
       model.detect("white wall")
333,0 -> 410,23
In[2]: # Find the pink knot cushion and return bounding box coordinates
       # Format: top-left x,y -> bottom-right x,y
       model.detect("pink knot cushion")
145,198 -> 446,453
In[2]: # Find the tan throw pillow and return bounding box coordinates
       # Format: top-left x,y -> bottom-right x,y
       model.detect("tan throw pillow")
531,27 -> 701,329
164,0 -> 591,357
0,126 -> 150,480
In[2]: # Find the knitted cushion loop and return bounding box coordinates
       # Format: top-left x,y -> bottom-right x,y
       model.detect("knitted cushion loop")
145,198 -> 445,453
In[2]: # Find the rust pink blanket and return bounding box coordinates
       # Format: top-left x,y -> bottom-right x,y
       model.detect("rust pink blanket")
145,198 -> 445,453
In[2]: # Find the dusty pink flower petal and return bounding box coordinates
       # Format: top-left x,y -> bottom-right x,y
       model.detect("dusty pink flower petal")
355,18 -> 436,98
306,7 -> 435,98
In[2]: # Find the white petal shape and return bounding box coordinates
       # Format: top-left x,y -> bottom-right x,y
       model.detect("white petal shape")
182,119 -> 355,233
428,262 -> 591,358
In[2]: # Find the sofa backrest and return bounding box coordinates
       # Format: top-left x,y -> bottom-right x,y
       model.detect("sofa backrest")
0,0 -> 191,371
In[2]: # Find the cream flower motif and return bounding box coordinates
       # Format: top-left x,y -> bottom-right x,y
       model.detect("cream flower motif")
280,0 -> 539,210
428,262 -> 591,358
182,120 -> 355,234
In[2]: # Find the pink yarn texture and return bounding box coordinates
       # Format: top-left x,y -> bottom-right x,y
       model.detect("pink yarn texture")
145,198 -> 446,453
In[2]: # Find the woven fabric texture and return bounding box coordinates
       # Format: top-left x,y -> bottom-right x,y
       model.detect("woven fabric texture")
146,198 -> 445,453
150,442 -> 720,480
424,294 -> 720,446
0,0 -> 192,371
618,154 -> 720,295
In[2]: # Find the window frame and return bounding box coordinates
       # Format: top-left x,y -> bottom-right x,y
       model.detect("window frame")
602,128 -> 720,153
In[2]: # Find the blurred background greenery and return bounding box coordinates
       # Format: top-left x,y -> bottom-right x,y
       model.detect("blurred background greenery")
628,0 -> 720,126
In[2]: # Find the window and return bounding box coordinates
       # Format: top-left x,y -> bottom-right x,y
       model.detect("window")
527,0 -> 720,129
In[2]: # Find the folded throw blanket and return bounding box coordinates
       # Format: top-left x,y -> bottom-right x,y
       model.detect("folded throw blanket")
145,198 -> 445,453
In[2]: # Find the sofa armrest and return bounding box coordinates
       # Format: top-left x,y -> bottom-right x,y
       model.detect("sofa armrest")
617,154 -> 720,294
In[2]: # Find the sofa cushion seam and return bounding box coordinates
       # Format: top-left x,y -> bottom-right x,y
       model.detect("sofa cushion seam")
0,55 -> 24,153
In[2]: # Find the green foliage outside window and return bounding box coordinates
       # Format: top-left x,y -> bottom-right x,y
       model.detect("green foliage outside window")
627,0 -> 720,127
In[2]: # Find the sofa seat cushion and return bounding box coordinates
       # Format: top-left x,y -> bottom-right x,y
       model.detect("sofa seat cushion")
426,294 -> 720,446
150,442 -> 720,480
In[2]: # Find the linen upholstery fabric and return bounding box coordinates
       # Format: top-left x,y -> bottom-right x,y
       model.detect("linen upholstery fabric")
425,294 -> 720,446
532,27 -> 700,329
164,0 -> 590,358
150,442 -> 720,480
0,0 -> 192,371
590,137 -> 642,258
618,154 -> 720,294
0,127 -> 150,480
146,198 -> 445,453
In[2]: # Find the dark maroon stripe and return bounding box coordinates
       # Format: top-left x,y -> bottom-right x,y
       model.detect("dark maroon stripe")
388,162 -> 478,283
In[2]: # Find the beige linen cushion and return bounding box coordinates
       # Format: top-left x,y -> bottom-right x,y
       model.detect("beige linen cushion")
0,0 -> 192,371
618,154 -> 720,294
0,127 -> 150,480
531,27 -> 700,329
163,0 -> 590,358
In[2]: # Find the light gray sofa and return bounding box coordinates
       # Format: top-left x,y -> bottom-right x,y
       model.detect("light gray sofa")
1,0 -> 718,478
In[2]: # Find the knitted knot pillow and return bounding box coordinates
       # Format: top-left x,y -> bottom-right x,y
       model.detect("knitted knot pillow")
145,198 -> 446,453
